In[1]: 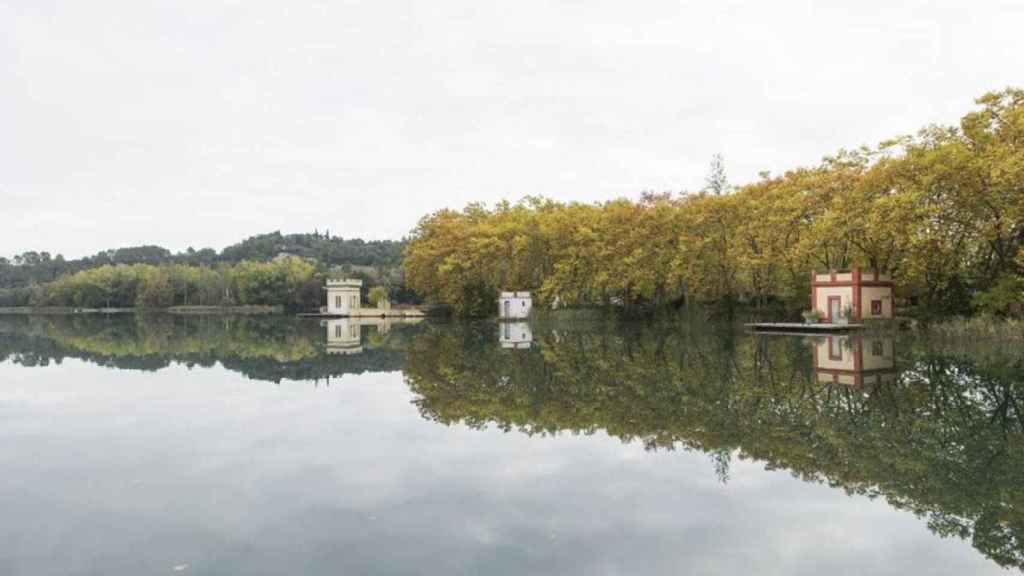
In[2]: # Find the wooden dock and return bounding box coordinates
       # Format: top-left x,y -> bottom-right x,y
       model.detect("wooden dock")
745,322 -> 863,333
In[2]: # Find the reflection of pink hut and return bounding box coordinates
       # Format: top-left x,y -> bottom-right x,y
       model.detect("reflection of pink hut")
812,336 -> 897,386
811,268 -> 894,322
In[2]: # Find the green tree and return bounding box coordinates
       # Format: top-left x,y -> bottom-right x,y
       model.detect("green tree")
368,286 -> 389,306
136,267 -> 174,308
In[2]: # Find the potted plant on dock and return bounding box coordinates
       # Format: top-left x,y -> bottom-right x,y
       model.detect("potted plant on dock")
801,310 -> 822,324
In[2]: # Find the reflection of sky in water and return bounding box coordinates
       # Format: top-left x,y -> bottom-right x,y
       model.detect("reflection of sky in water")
0,359 -> 1004,576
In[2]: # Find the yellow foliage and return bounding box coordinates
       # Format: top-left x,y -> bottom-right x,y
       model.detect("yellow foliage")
404,89 -> 1024,315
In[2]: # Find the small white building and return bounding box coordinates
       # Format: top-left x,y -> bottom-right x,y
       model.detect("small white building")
811,269 -> 894,322
325,279 -> 362,316
498,291 -> 532,320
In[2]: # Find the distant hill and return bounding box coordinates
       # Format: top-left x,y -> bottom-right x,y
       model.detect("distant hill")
0,231 -> 407,291
219,231 -> 404,267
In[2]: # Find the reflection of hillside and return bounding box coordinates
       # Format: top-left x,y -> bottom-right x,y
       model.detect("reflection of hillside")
402,323 -> 1024,570
0,315 -> 419,384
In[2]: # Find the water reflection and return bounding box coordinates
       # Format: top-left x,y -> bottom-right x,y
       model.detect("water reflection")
0,314 -> 424,384
499,322 -> 532,349
1,316 -> 1023,572
324,318 -> 363,354
404,324 -> 1024,570
324,317 -> 425,355
811,335 -> 898,386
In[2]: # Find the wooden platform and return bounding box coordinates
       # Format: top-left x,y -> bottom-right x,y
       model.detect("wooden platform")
745,322 -> 863,333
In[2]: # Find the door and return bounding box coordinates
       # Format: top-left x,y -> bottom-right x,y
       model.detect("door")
828,296 -> 842,322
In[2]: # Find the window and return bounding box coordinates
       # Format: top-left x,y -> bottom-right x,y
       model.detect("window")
335,325 -> 342,338
871,300 -> 882,316
871,340 -> 884,356
352,295 -> 359,309
335,295 -> 342,309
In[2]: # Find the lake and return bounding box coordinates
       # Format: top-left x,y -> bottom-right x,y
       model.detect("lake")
1,314 -> 1021,575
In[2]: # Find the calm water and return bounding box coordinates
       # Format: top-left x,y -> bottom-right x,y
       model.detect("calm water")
1,314 -> 1022,575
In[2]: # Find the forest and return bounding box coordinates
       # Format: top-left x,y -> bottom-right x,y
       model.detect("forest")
0,232 -> 410,308
15,257 -> 324,310
403,89 -> 1024,317
4,89 -> 1021,317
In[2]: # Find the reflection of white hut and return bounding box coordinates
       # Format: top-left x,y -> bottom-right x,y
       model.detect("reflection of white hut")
500,322 -> 532,349
813,336 -> 896,386
324,318 -> 363,355
324,279 -> 362,316
498,291 -> 532,320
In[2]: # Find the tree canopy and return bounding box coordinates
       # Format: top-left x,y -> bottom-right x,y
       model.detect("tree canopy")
1,231 -> 411,308
404,89 -> 1024,316
1,232 -> 406,291
26,257 -> 321,311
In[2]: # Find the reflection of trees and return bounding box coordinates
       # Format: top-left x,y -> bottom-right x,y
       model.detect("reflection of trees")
402,323 -> 1024,569
0,315 -> 417,384
4,316 -> 1023,567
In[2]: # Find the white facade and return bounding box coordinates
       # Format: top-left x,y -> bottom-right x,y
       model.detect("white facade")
325,279 -> 362,316
498,291 -> 532,319
811,269 -> 894,322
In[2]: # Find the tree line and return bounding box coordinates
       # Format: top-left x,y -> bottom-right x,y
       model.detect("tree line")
14,257 -> 324,310
0,231 -> 412,307
0,231 -> 405,289
403,89 -> 1024,317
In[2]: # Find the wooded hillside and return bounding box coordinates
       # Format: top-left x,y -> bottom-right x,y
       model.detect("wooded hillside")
404,89 -> 1024,316
0,232 -> 408,307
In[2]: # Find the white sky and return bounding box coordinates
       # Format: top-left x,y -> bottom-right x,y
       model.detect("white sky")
2,0 -> 1022,258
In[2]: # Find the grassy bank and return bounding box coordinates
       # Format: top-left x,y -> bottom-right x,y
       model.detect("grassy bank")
914,316 -> 1024,341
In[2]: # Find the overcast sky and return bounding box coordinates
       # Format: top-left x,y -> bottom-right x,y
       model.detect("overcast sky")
2,1 -> 1022,258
